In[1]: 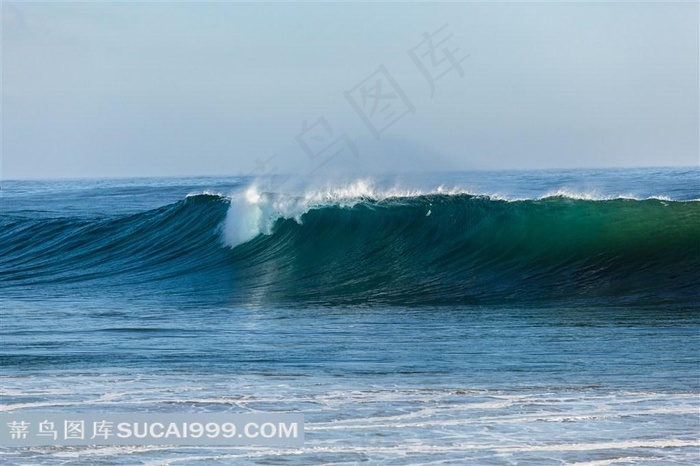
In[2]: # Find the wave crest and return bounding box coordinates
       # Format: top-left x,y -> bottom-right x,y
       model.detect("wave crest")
2,184 -> 698,305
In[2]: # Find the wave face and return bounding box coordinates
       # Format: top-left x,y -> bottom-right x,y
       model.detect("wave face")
1,190 -> 698,305
0,194 -> 231,288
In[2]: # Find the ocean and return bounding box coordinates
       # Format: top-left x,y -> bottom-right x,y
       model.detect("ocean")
1,167 -> 699,465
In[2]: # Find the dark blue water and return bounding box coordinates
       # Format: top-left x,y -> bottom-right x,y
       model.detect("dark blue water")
1,168 -> 699,465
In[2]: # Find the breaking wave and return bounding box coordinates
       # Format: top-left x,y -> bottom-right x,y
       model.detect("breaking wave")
1,183 -> 698,305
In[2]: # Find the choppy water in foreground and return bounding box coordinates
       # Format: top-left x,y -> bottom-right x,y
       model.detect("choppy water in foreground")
1,168 -> 699,464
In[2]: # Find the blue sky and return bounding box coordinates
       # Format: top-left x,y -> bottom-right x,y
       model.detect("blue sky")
2,1 -> 698,179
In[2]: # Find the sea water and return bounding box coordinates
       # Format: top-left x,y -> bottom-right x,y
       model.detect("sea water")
1,167 -> 698,464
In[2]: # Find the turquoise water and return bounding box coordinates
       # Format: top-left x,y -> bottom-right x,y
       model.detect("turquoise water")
1,168 -> 699,464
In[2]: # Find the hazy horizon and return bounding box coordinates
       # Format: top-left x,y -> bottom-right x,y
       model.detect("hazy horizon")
2,1 -> 698,180
3,165 -> 699,183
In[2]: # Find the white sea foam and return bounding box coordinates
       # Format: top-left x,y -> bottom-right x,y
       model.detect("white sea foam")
221,179 -> 479,247
570,457 -> 666,466
3,374 -> 698,465
536,189 -> 679,202
132,438 -> 699,465
220,178 -> 693,248
185,190 -> 226,198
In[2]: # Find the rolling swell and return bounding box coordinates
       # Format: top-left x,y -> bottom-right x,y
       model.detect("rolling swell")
1,192 -> 698,305
0,194 -> 230,287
